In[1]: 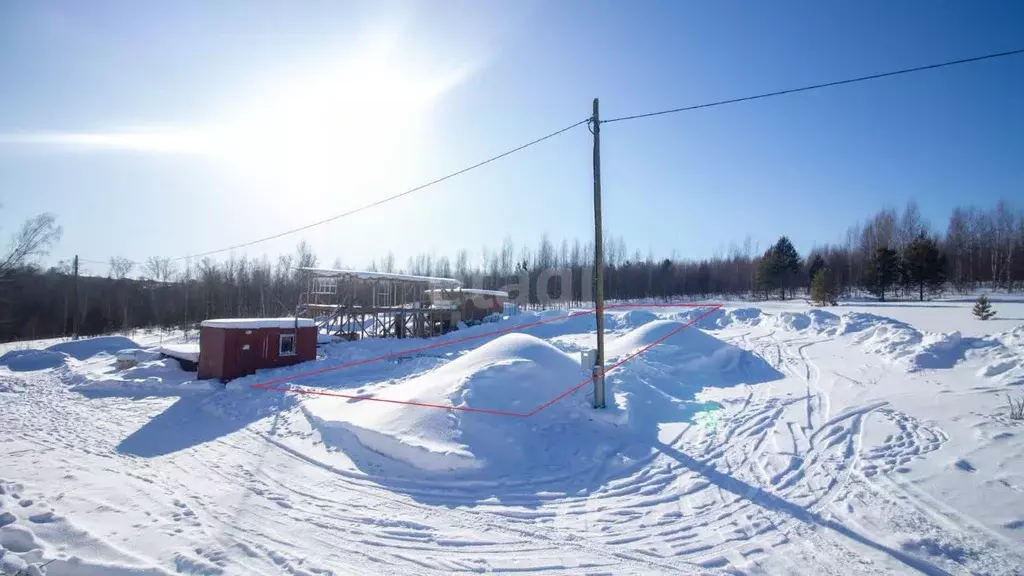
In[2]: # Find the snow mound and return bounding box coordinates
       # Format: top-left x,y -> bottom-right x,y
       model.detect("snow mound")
609,319 -> 744,365
0,349 -> 67,372
837,312 -> 999,372
913,331 -> 967,370
607,321 -> 779,383
973,326 -> 1024,385
678,306 -> 765,330
730,307 -> 763,324
844,314 -> 926,364
607,321 -> 783,435
614,309 -> 659,329
764,310 -> 840,332
807,309 -> 841,330
47,336 -> 138,360
303,333 -> 593,472
69,358 -> 213,397
670,307 -> 726,329
519,310 -> 611,339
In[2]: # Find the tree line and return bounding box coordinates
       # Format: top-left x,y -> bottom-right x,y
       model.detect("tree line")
2,199 -> 1023,343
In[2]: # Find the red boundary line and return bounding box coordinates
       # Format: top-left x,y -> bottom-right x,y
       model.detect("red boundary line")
250,302 -> 723,417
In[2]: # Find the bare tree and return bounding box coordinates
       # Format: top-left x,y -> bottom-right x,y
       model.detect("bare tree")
0,213 -> 62,278
454,249 -> 469,284
294,241 -> 318,270
143,256 -> 175,282
108,256 -> 135,279
896,200 -> 927,254
499,237 -> 515,279
381,251 -> 395,273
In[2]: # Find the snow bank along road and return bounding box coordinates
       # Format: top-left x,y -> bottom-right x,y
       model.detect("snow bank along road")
1,299 -> 1024,575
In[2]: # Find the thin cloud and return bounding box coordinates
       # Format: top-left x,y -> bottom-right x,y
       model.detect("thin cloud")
0,129 -> 216,155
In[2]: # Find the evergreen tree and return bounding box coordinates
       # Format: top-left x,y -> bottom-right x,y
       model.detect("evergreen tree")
807,254 -> 826,293
755,247 -> 776,299
767,236 -> 802,300
863,246 -> 899,301
902,233 -> 945,301
973,294 -> 996,320
810,267 -> 838,306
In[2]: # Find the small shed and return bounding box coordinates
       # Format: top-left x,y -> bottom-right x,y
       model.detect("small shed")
197,318 -> 317,381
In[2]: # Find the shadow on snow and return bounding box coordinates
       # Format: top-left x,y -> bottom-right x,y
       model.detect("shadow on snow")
116,388 -> 295,457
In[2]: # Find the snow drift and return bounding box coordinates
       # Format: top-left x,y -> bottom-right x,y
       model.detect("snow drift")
69,357 -> 214,397
46,336 -> 138,360
610,320 -> 741,371
0,349 -> 67,372
608,320 -> 785,390
303,333 -> 596,472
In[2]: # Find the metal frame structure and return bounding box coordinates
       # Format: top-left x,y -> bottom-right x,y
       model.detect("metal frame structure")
296,268 -> 464,340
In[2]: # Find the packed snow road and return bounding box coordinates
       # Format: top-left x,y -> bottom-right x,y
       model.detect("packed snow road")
2,300 -> 1023,575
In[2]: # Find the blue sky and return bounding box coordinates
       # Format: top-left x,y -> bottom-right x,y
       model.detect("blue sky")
1,1 -> 1022,275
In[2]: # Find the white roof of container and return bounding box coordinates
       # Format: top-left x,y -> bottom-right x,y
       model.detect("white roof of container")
297,267 -> 462,287
424,287 -> 510,298
200,318 -> 315,329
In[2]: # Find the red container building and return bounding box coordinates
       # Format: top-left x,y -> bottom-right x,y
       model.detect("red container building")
197,318 -> 317,381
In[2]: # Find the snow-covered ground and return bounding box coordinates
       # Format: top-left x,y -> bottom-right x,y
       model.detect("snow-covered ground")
2,297 -> 1023,574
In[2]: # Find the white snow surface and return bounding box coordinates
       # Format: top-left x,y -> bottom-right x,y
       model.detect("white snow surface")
2,297 -> 1024,574
155,343 -> 200,362
199,317 -> 315,329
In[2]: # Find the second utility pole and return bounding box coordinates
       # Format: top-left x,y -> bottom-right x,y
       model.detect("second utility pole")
72,255 -> 79,340
591,98 -> 606,409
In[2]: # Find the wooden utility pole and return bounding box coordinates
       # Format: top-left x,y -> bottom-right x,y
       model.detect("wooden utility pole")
72,255 -> 79,340
591,98 -> 606,409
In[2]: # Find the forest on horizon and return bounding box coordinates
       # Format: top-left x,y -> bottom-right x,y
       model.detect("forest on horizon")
2,198 -> 1023,343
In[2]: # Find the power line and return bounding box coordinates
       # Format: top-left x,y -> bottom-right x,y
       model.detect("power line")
161,118 -> 590,262
603,48 -> 1024,124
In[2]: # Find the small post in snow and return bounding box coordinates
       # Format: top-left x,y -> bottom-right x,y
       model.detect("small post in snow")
591,98 -> 606,409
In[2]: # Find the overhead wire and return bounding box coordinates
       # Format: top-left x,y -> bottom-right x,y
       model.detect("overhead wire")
70,47 -> 1024,264
602,48 -> 1024,124
161,117 -> 591,262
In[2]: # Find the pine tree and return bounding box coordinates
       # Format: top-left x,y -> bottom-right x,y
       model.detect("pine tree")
810,267 -> 838,306
755,247 -> 777,299
863,246 -> 899,301
973,294 -> 996,320
769,236 -> 802,300
902,233 -> 945,301
807,254 -> 826,293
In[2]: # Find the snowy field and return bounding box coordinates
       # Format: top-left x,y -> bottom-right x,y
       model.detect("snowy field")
2,297 -> 1024,575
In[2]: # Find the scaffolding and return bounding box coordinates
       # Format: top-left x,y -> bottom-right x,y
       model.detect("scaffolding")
296,268 -> 465,340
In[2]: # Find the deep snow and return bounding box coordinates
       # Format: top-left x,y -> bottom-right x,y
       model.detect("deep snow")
1,298 -> 1024,574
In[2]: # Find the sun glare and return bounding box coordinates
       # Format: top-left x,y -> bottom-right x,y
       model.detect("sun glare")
5,38 -> 471,202
205,44 -> 471,199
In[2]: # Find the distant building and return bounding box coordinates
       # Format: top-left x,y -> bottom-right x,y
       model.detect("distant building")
424,287 -> 509,324
197,318 -> 316,381
297,267 -> 465,339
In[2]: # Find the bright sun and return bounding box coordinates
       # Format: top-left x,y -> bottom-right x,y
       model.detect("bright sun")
211,50 -> 469,197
